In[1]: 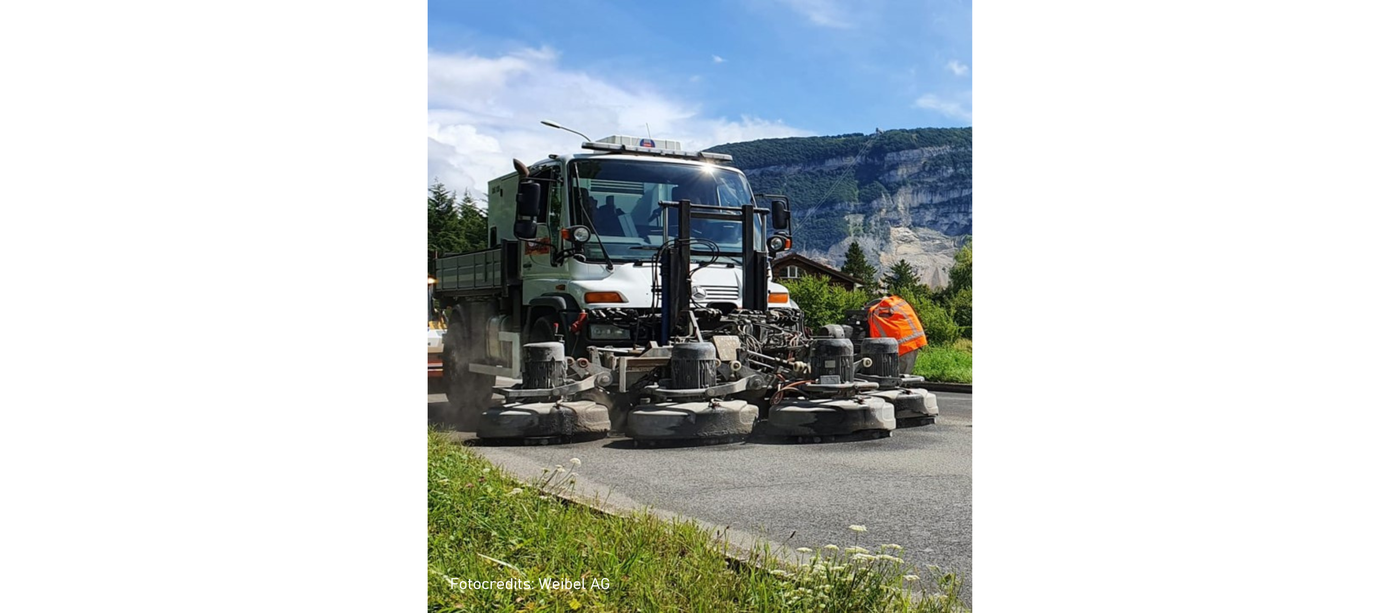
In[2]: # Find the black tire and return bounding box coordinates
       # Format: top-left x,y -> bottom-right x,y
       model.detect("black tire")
531,311 -> 578,354
528,316 -> 558,344
441,303 -> 492,432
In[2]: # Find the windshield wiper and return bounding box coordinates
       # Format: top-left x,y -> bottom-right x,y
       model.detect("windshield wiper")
571,165 -> 615,271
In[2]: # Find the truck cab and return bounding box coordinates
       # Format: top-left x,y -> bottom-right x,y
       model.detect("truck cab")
498,138 -> 788,303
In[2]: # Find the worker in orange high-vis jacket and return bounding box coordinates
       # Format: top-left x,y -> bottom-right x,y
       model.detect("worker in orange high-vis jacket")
867,295 -> 928,374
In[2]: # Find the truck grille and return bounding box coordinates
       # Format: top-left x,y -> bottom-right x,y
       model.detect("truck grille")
696,285 -> 741,302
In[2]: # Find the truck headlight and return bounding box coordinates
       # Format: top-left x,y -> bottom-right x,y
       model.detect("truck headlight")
588,324 -> 630,340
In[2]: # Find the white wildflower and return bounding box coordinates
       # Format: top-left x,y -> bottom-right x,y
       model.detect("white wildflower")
848,524 -> 868,533
844,546 -> 869,554
823,544 -> 840,551
796,547 -> 813,554
877,554 -> 902,562
569,458 -> 581,466
851,553 -> 876,561
507,487 -> 523,496
880,543 -> 903,551
902,574 -> 920,582
482,468 -> 491,474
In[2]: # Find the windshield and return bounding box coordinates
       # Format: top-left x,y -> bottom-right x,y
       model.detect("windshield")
569,158 -> 758,263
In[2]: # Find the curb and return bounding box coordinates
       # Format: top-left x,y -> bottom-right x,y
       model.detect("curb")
911,381 -> 972,394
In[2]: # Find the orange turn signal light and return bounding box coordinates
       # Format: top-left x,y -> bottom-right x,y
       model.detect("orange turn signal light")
768,292 -> 790,304
584,291 -> 626,303
561,228 -> 572,241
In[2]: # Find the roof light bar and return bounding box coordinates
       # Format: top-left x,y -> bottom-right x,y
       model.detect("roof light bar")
580,141 -> 733,163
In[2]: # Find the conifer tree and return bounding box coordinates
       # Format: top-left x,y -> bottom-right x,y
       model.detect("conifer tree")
840,241 -> 877,288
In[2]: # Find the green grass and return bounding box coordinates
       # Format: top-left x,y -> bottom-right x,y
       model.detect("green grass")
428,430 -> 969,612
913,340 -> 973,384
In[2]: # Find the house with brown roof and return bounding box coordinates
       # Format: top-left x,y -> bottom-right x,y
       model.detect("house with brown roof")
771,253 -> 865,291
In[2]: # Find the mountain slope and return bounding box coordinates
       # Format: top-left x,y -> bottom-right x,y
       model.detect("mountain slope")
707,127 -> 971,287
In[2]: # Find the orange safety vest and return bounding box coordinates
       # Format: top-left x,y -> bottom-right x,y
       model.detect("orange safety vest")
868,296 -> 928,355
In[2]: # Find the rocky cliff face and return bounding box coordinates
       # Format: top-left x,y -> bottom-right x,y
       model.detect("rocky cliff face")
707,128 -> 971,288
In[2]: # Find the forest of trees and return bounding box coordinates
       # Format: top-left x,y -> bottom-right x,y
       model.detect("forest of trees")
705,127 -> 971,170
427,182 -> 488,275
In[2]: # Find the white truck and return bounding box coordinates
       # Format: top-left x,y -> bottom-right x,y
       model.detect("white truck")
433,134 -> 936,444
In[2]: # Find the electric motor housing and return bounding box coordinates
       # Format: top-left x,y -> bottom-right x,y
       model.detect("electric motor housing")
811,338 -> 855,383
860,337 -> 901,380
671,342 -> 718,390
522,341 -> 567,390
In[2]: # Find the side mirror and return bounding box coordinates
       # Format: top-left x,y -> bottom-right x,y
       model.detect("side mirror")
516,182 -> 543,220
513,219 -> 538,240
771,199 -> 790,231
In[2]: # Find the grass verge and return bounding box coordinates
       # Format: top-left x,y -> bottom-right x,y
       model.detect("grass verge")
428,430 -> 968,612
913,340 -> 972,384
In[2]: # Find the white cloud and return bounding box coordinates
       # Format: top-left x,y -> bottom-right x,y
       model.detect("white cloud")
427,48 -> 811,198
914,93 -> 972,123
946,60 -> 969,77
776,0 -> 853,28
712,55 -> 725,64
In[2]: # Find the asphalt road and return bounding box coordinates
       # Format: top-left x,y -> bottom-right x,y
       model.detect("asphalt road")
429,387 -> 972,604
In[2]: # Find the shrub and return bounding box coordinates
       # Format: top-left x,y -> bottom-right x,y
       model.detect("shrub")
904,294 -> 962,346
783,275 -> 873,328
944,287 -> 971,336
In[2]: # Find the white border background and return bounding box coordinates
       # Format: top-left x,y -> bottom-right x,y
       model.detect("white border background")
4,1 -> 1399,610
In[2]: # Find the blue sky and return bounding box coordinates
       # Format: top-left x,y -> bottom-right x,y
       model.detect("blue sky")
427,0 -> 970,196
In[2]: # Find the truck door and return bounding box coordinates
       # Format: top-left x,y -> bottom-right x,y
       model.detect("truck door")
521,164 -> 564,284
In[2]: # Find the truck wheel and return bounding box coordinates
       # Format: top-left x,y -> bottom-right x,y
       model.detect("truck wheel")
442,303 -> 492,432
528,316 -> 560,344
529,313 -> 584,357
